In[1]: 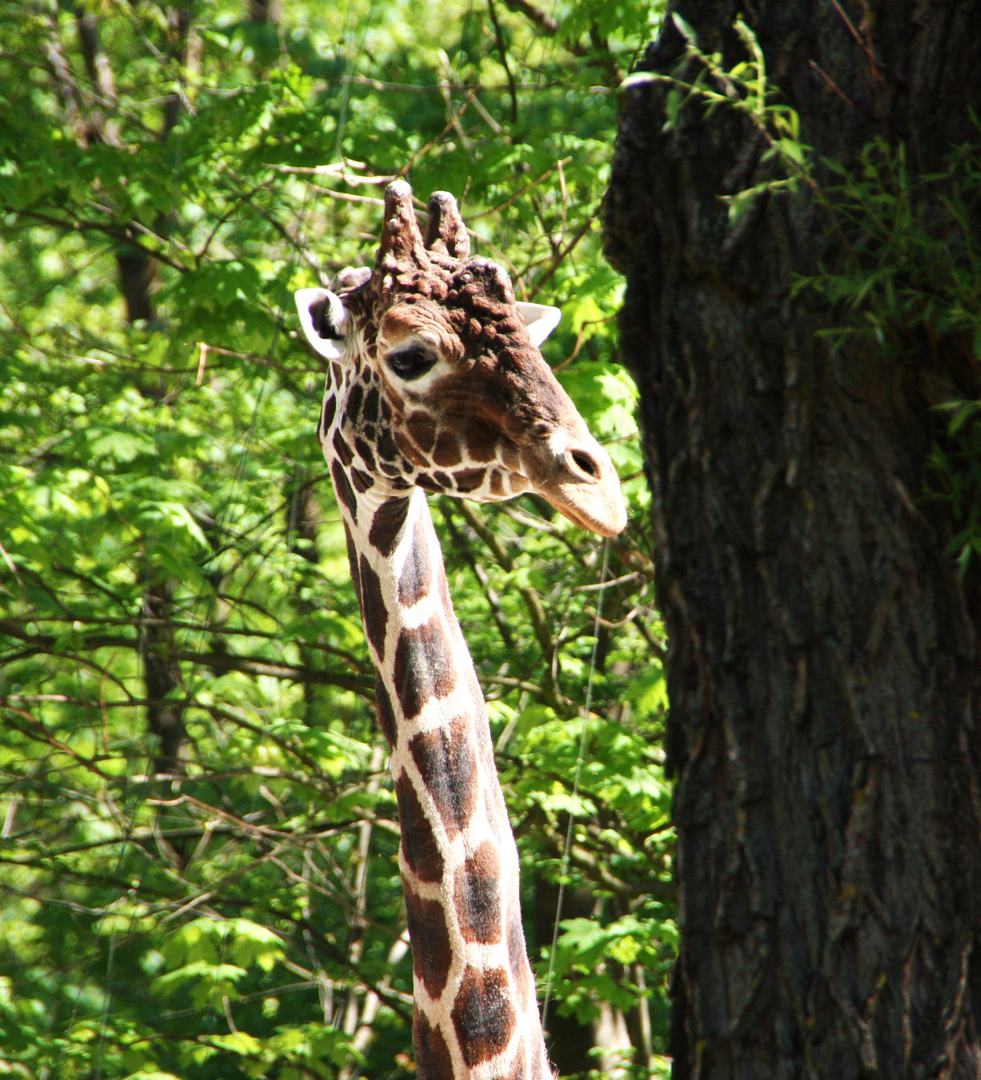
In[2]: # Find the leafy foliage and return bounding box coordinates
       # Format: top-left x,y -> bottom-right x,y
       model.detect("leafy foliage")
0,1 -> 670,1077
623,14 -> 812,224
799,138 -> 981,572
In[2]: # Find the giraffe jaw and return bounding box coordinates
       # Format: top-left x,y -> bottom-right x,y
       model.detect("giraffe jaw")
541,482 -> 628,537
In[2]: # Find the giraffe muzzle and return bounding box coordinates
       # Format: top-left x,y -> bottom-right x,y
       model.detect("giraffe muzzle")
526,433 -> 627,537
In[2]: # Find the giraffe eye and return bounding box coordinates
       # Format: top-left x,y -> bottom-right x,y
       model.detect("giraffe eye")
387,345 -> 437,381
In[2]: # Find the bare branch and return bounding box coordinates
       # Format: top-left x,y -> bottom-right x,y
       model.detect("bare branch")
501,0 -> 558,34
487,0 -> 518,123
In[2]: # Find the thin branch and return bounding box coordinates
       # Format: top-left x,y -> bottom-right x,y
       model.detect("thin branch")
466,158 -> 572,221
1,614 -> 365,669
0,621 -> 371,695
525,214 -> 594,296
169,649 -> 371,694
74,7 -> 119,107
40,11 -> 90,146
487,0 -> 518,124
807,60 -> 857,109
440,505 -> 515,649
336,75 -> 566,93
501,0 -> 558,35
454,500 -> 515,571
4,208 -> 188,273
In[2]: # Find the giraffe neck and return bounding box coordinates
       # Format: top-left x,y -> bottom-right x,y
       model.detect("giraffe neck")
335,457 -> 551,1079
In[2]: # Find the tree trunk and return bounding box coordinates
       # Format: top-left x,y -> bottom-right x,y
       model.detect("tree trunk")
286,467 -> 328,726
604,3 -> 981,1078
142,575 -> 187,780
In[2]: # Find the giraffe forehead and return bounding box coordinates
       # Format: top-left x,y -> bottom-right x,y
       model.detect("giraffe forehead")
378,303 -> 457,354
374,262 -> 528,356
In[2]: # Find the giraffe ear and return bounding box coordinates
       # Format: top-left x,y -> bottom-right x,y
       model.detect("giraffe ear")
516,302 -> 561,347
295,288 -> 349,359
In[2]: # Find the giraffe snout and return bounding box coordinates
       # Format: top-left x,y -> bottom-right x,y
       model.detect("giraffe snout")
525,431 -> 627,537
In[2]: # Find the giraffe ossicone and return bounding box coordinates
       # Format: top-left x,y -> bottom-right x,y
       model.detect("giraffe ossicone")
296,181 -> 626,1080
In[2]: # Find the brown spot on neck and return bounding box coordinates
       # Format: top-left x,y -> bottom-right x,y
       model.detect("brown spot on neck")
396,430 -> 429,468
404,889 -> 452,1000
464,423 -> 498,463
453,466 -> 486,493
343,524 -> 360,595
345,382 -> 364,426
398,513 -> 432,607
451,966 -> 517,1067
454,841 -> 503,944
362,384 -> 380,423
377,425 -> 400,464
393,618 -> 457,720
331,461 -> 358,524
353,436 -> 376,472
414,1014 -> 454,1080
358,555 -> 387,658
395,770 -> 444,883
407,411 -> 437,454
321,393 -> 336,438
332,429 -> 354,466
369,496 -> 411,557
375,679 -> 397,746
350,467 -> 374,493
408,715 -> 478,834
432,431 -> 462,467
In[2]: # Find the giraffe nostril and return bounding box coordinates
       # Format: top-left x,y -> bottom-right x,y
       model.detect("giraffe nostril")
568,448 -> 600,480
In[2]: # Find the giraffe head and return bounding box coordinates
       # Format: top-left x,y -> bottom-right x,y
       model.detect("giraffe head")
296,180 -> 626,536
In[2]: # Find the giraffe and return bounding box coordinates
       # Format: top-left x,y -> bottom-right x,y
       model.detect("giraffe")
294,181 -> 626,1079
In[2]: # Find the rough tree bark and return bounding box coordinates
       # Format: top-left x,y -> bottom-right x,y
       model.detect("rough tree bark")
604,3 -> 981,1078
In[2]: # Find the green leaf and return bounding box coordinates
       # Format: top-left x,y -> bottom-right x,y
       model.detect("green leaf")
85,427 -> 157,463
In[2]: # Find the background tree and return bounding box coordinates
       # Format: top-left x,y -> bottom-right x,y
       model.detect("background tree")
604,2 -> 981,1077
0,1 -> 673,1077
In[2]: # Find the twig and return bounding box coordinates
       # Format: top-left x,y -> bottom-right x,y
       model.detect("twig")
808,60 -> 856,109
487,0 -> 518,123
467,158 -> 572,220
399,99 -> 473,176
574,571 -> 643,592
436,50 -> 473,150
501,0 -> 558,34
525,213 -> 594,296
830,0 -> 879,82
308,186 -> 387,209
5,208 -> 188,272
265,160 -> 393,186
454,500 -> 515,571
